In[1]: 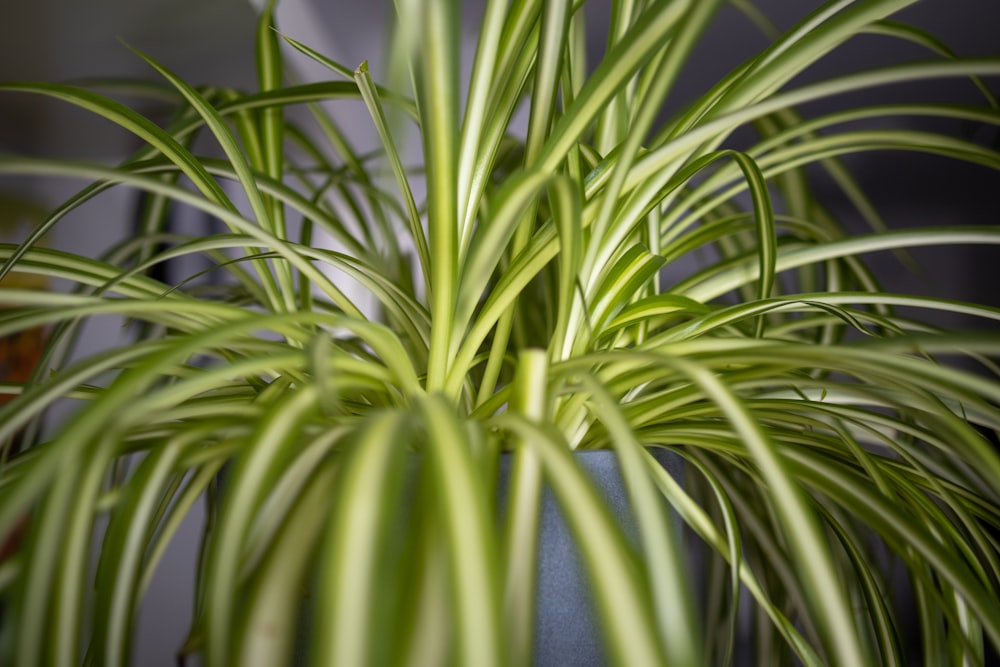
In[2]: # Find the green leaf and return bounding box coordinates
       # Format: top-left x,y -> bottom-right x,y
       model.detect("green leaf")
420,394 -> 502,667
311,412 -> 408,667
123,43 -> 295,312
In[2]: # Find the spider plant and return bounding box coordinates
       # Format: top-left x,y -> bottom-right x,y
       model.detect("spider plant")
2,0 -> 1000,665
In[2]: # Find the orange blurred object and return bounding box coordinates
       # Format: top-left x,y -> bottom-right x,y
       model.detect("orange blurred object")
0,272 -> 47,408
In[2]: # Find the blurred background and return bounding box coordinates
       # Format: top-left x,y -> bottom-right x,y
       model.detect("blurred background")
1,1 -> 998,664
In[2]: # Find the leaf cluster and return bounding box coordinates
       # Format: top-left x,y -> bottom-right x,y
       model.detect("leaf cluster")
1,1 -> 1000,665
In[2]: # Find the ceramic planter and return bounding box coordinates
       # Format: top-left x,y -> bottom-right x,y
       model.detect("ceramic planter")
497,448 -> 683,667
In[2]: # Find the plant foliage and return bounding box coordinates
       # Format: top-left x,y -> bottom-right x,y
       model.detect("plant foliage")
1,0 -> 1000,665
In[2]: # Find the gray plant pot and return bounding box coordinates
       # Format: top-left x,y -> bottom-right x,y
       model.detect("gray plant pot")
496,448 -> 684,667
260,447 -> 685,667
